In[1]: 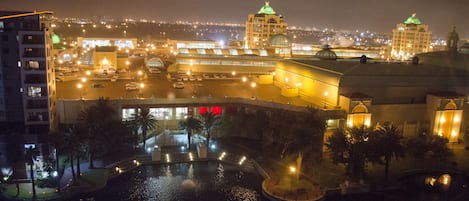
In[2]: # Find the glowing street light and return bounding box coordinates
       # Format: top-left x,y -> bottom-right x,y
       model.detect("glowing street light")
80,77 -> 87,83
137,70 -> 143,76
85,70 -> 91,76
323,91 -> 329,109
241,76 -> 247,82
76,83 -> 83,99
139,83 -> 145,89
289,165 -> 297,193
231,71 -> 236,76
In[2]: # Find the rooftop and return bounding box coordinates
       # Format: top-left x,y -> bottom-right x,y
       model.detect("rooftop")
404,13 -> 422,25
257,2 -> 277,15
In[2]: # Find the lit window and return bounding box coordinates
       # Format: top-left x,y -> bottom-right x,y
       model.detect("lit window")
149,108 -> 172,120
122,108 -> 136,121
28,61 -> 39,69
27,86 -> 42,97
175,107 -> 188,119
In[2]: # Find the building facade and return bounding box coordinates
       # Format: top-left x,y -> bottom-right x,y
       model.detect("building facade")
0,11 -> 57,177
391,14 -> 432,60
245,2 -> 287,49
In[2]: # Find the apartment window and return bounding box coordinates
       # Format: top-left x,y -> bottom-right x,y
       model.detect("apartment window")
28,61 -> 39,69
2,48 -> 9,55
27,35 -> 33,40
2,35 -> 7,41
27,86 -> 42,97
0,21 -> 4,29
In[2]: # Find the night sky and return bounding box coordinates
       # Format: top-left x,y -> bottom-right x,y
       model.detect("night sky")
1,0 -> 468,38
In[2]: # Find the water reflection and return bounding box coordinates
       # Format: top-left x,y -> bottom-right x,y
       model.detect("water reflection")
82,161 -> 266,201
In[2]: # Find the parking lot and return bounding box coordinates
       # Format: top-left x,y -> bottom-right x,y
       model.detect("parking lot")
56,71 -> 309,106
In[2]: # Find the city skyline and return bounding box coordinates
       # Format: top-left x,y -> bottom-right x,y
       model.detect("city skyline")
1,0 -> 468,38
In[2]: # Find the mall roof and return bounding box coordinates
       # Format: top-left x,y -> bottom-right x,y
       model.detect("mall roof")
404,13 -> 422,25
289,59 -> 469,77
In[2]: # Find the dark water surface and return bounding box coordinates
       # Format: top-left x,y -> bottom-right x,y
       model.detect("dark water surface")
77,161 -> 267,201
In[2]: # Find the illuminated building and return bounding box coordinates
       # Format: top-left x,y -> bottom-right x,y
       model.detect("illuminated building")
245,2 -> 287,49
0,11 -> 57,177
391,14 -> 432,60
77,37 -> 137,49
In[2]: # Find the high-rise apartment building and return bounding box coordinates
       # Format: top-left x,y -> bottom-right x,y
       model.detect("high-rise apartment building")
0,11 -> 57,175
391,14 -> 432,59
245,2 -> 287,49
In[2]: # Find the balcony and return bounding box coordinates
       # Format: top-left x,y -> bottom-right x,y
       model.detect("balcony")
23,48 -> 45,58
27,112 -> 49,122
27,100 -> 48,109
22,35 -> 44,45
24,74 -> 47,84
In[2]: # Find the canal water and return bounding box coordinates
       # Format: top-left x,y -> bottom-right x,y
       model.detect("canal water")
76,161 -> 267,201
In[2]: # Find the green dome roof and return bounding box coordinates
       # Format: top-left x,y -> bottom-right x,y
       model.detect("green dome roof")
257,2 -> 276,15
52,33 -> 60,44
404,13 -> 422,25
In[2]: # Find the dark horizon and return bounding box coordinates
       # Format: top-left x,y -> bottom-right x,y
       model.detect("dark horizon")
1,0 -> 468,38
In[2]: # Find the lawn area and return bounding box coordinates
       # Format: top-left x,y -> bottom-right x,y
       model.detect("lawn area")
79,169 -> 109,187
2,182 -> 59,200
1,169 -> 109,200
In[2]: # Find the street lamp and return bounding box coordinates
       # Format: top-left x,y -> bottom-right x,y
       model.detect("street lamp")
250,82 -> 256,99
80,77 -> 87,83
289,166 -> 296,193
76,83 -> 83,99
231,71 -> 236,76
296,82 -> 302,97
241,76 -> 247,82
323,91 -> 329,109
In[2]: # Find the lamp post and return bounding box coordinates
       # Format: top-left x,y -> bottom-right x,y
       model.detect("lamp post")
323,91 -> 329,109
250,82 -> 256,99
76,83 -> 83,99
289,166 -> 296,193
139,83 -> 145,98
296,82 -> 302,97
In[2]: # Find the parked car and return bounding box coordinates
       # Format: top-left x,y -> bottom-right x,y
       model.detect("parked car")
110,75 -> 118,82
173,82 -> 185,89
196,76 -> 203,81
125,82 -> 138,90
189,76 -> 196,81
182,76 -> 189,81
214,74 -> 221,79
92,83 -> 105,88
203,74 -> 210,79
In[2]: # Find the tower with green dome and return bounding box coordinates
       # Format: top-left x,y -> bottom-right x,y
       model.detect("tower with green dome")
390,13 -> 432,60
245,1 -> 287,49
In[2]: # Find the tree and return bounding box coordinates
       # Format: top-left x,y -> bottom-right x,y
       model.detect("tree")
368,122 -> 404,180
131,107 -> 158,149
48,130 -> 65,191
325,125 -> 371,179
79,97 -> 116,168
405,133 -> 452,162
179,117 -> 202,149
200,112 -> 220,147
25,146 -> 40,199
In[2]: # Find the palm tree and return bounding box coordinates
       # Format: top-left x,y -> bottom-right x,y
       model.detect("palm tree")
179,117 -> 202,149
368,122 -> 404,180
78,97 -> 116,168
326,125 -> 371,179
131,107 -> 158,149
200,112 -> 220,147
25,146 -> 39,199
48,130 -> 65,192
